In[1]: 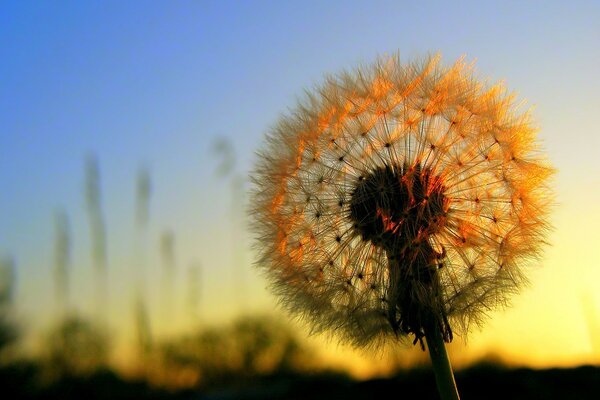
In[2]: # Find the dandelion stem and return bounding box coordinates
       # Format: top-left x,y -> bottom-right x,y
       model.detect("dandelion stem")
425,323 -> 460,400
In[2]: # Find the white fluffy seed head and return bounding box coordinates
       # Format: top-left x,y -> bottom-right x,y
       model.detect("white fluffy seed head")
249,53 -> 553,349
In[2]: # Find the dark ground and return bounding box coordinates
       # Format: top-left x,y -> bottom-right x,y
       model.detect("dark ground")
1,362 -> 599,400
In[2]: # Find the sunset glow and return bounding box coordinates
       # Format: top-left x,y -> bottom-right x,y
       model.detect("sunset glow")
1,1 -> 599,393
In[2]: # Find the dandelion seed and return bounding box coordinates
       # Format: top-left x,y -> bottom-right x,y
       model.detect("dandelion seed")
250,53 -> 553,399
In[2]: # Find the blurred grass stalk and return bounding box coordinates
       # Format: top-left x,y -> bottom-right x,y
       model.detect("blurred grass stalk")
212,136 -> 247,313
187,263 -> 201,324
134,166 -> 153,357
0,256 -> 16,307
84,154 -> 108,324
160,230 -> 176,334
53,209 -> 70,318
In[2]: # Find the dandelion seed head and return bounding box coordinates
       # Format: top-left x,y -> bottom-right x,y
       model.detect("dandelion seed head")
250,53 -> 553,349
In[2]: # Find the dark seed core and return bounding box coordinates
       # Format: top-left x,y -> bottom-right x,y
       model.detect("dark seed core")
349,163 -> 448,252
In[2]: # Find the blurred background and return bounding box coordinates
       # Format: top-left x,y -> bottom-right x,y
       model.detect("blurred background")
1,1 -> 599,398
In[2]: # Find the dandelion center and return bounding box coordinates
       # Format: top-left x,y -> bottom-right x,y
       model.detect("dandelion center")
349,163 -> 448,253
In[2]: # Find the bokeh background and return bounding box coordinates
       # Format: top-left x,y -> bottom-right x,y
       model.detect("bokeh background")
1,1 -> 599,398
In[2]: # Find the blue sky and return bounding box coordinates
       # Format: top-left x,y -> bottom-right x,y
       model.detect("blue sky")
1,0 -> 600,369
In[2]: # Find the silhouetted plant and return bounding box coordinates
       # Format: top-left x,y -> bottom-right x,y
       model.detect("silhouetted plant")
0,256 -> 17,358
133,165 -> 154,358
158,315 -> 315,388
212,136 -> 249,311
53,209 -> 71,316
84,154 -> 108,322
186,263 -> 201,324
43,315 -> 109,378
160,229 -> 177,332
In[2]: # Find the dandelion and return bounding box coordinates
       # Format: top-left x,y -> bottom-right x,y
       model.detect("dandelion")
250,53 -> 553,399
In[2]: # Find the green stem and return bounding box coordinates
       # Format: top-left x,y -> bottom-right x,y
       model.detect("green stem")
425,324 -> 460,400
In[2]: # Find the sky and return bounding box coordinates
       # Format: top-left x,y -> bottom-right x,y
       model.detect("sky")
1,0 -> 600,376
